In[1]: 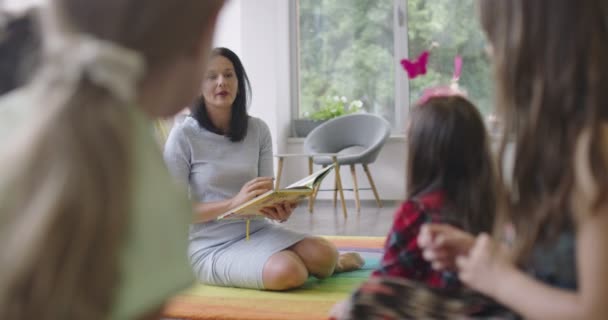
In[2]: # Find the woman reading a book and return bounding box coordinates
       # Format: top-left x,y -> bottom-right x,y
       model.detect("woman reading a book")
164,47 -> 363,291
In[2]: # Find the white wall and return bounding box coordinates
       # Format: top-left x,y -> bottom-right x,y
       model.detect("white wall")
213,0 -> 242,55
213,0 -> 407,201
213,0 -> 292,160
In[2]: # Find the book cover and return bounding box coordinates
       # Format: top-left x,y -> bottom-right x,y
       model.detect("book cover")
217,164 -> 335,220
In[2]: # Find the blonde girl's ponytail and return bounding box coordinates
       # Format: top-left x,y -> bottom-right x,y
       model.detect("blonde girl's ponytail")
0,19 -> 145,320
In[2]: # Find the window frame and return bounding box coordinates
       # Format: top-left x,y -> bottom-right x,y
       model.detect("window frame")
290,0 -> 410,135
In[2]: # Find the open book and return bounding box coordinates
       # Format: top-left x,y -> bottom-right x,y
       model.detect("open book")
217,164 -> 335,220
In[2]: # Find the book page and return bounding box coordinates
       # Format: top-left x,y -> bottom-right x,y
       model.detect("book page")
218,190 -> 311,220
286,164 -> 334,189
217,165 -> 334,220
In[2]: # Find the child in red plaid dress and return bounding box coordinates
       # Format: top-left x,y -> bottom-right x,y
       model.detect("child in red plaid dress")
330,95 -> 499,319
371,95 -> 496,290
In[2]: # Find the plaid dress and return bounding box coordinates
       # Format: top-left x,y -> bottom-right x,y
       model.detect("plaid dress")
372,191 -> 459,289
340,191 -> 514,319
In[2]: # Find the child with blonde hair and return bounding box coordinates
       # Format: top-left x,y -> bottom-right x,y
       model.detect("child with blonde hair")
0,0 -> 225,319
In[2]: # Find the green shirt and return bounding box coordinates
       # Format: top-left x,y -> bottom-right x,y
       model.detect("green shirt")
0,88 -> 194,319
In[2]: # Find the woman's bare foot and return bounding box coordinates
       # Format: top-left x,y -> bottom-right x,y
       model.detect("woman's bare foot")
334,252 -> 364,273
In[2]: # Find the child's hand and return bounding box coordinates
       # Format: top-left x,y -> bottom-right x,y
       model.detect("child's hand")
261,202 -> 297,222
230,177 -> 274,208
418,223 -> 475,270
328,299 -> 350,320
456,233 -> 515,297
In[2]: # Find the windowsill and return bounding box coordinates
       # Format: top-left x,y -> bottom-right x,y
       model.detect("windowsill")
287,132 -> 502,144
287,134 -> 407,144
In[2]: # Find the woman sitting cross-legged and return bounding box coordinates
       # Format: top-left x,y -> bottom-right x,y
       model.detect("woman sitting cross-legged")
163,47 -> 363,291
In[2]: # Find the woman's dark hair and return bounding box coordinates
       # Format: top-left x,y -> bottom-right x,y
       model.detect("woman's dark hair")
192,47 -> 251,142
0,11 -> 41,95
407,96 -> 496,235
478,0 -> 608,261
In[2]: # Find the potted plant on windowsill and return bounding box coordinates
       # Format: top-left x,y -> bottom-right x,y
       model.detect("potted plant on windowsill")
294,96 -> 364,137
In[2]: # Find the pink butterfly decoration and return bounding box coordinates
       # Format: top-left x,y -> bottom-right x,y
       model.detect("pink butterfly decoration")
400,51 -> 429,79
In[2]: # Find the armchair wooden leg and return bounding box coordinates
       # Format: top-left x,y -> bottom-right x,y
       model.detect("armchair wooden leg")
333,177 -> 338,208
275,157 -> 284,191
309,164 -> 326,213
332,164 -> 338,208
333,156 -> 347,218
350,164 -> 361,211
308,157 -> 314,213
310,183 -> 320,212
363,164 -> 382,208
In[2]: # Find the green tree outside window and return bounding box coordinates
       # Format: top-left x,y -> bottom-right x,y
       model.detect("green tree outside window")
298,0 -> 493,127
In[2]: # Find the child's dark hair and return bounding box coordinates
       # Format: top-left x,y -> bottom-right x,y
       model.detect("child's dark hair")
407,96 -> 496,235
192,47 -> 251,142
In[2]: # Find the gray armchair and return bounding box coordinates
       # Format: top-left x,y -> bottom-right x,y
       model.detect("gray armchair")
276,113 -> 391,216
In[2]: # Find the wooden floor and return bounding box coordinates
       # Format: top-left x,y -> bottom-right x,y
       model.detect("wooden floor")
282,199 -> 399,237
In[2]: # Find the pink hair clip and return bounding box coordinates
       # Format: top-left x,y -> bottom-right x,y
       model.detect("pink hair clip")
412,55 -> 467,106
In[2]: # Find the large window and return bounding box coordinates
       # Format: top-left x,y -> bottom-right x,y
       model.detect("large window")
296,0 -> 493,132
